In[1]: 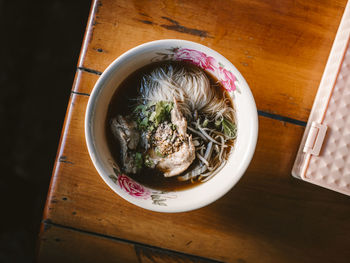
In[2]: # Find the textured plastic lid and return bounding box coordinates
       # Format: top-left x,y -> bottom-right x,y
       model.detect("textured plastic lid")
292,2 -> 350,196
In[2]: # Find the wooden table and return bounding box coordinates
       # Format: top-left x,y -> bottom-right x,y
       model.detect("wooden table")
37,0 -> 350,262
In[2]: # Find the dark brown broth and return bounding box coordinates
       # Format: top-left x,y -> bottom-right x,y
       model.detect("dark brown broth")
106,61 -> 232,191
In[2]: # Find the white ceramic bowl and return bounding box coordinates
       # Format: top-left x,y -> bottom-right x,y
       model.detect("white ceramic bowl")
85,39 -> 258,212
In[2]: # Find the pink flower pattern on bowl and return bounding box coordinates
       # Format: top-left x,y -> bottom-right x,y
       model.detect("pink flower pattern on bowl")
108,160 -> 176,206
174,48 -> 217,72
216,66 -> 237,92
117,174 -> 151,200
154,47 -> 238,92
152,48 -> 238,92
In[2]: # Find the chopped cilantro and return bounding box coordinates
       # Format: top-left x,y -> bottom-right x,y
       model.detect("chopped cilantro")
149,111 -> 156,122
154,101 -> 174,126
134,101 -> 173,130
139,117 -> 149,130
134,104 -> 147,113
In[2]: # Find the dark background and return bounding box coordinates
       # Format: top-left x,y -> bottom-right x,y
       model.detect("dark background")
0,0 -> 90,262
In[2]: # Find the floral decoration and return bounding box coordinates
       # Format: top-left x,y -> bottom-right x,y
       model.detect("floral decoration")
108,160 -> 176,206
152,47 -> 238,92
117,174 -> 151,199
174,48 -> 217,72
216,65 -> 237,92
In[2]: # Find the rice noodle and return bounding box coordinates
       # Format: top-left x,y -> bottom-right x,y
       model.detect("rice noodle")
199,160 -> 227,182
204,142 -> 213,160
187,126 -> 208,141
218,136 -> 225,162
141,63 -> 235,124
197,125 -> 225,146
199,162 -> 220,179
214,144 -> 220,154
177,164 -> 208,181
200,146 -> 205,157
196,153 -> 209,167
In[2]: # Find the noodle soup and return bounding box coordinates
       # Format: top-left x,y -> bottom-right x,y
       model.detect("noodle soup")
106,61 -> 236,191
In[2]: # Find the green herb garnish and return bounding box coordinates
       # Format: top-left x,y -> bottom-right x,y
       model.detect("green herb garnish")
134,101 -> 174,130
153,101 -> 174,126
149,111 -> 157,122
222,118 -> 237,138
144,155 -> 154,168
134,152 -> 143,169
139,117 -> 149,130
202,118 -> 209,128
134,104 -> 147,113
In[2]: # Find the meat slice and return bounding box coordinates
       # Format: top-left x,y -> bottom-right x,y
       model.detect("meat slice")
171,99 -> 187,136
156,135 -> 195,177
110,115 -> 140,174
149,100 -> 195,177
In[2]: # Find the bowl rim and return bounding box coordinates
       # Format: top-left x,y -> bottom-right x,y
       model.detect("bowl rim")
85,39 -> 258,213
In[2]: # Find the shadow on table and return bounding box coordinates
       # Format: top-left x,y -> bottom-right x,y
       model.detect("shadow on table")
0,0 -> 90,262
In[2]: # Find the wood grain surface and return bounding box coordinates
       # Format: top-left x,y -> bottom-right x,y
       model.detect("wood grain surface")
38,0 -> 350,262
38,223 -> 215,263
77,0 -> 346,122
38,223 -> 139,263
